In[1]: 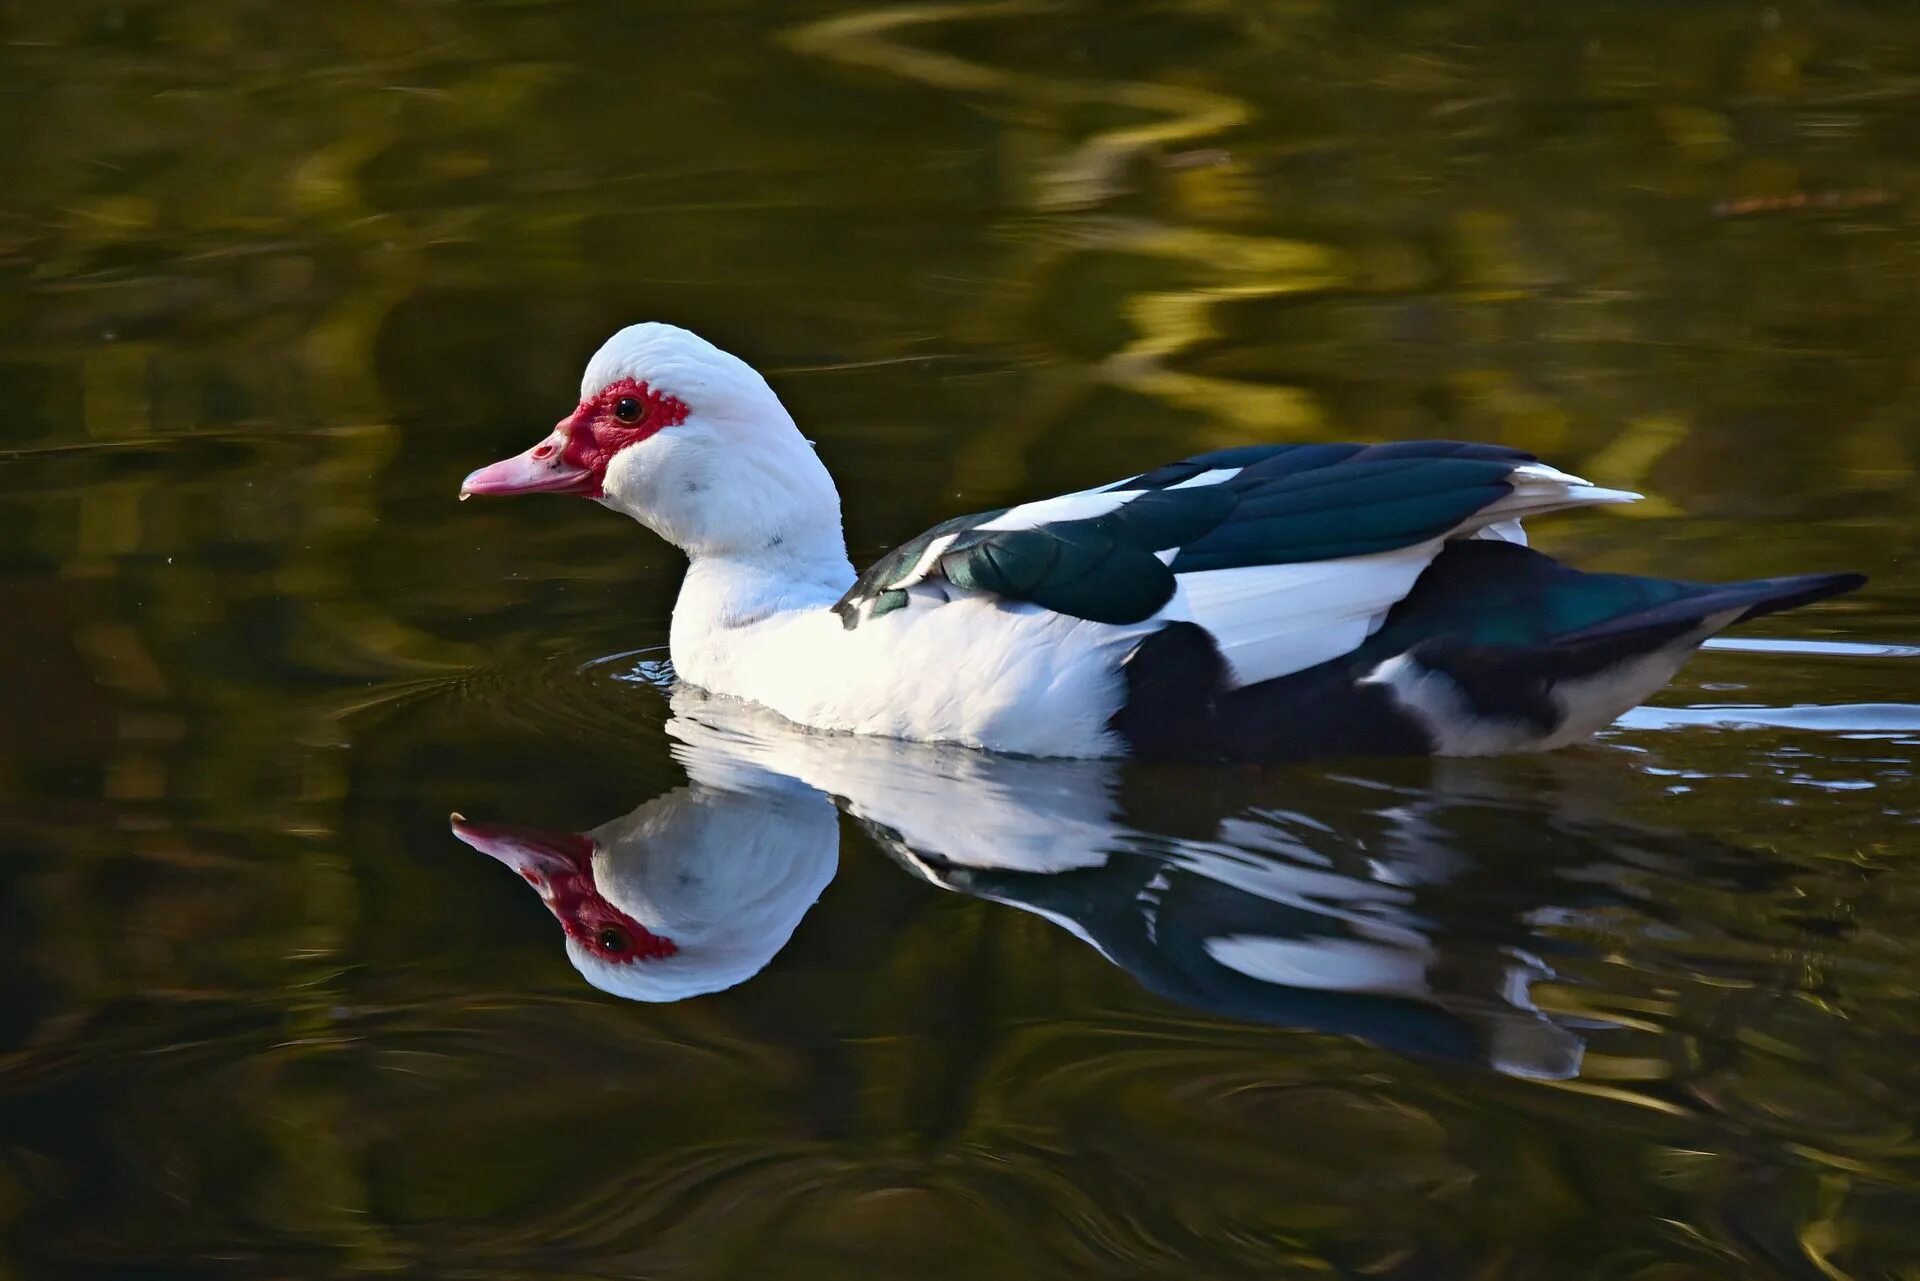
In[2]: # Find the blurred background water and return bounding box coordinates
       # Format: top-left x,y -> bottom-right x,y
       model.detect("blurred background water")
1,1 -> 1918,1277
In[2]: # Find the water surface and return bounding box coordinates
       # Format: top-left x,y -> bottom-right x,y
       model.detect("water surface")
2,2 -> 1917,1277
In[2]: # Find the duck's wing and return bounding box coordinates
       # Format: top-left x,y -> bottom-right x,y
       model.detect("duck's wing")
833,441 -> 1638,686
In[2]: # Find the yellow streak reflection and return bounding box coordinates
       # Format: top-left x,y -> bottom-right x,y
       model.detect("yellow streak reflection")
789,0 -> 1341,476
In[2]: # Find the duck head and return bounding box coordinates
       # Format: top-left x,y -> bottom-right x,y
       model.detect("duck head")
449,777 -> 838,1002
459,323 -> 847,563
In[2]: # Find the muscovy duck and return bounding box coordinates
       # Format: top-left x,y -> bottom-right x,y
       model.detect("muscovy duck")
461,323 -> 1865,760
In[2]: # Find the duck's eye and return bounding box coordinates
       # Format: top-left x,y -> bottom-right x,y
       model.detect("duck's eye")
597,927 -> 629,953
613,396 -> 644,424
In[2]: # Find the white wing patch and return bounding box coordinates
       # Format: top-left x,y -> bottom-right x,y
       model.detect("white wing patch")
1472,518 -> 1529,545
884,532 -> 958,590
978,488 -> 1140,532
1163,544 -> 1441,687
1166,467 -> 1242,490
1470,462 -> 1639,530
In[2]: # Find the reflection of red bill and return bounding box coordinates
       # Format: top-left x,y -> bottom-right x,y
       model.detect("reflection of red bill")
449,813 -> 676,962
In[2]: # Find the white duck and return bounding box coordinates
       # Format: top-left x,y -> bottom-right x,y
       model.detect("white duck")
460,323 -> 1864,760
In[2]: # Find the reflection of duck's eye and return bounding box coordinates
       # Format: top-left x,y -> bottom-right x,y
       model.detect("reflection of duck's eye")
597,927 -> 629,954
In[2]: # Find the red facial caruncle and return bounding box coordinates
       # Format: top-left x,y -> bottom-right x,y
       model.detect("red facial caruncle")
460,377 -> 690,501
449,815 -> 678,963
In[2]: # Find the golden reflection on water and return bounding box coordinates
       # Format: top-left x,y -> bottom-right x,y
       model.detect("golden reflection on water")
792,0 -> 1342,476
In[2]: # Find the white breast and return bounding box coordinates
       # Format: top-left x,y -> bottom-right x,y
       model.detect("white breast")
673,575 -> 1149,757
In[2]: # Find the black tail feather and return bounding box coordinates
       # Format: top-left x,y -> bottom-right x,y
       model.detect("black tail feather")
1556,570 -> 1867,646
1112,543 -> 1868,763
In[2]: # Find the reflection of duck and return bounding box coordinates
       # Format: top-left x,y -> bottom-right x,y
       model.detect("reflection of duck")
460,323 -> 1862,760
897,846 -> 1580,1079
670,690 -> 1591,1078
443,687 -> 1808,1078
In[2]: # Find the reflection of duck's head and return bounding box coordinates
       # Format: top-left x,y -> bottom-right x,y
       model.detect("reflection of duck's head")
450,777 -> 837,1002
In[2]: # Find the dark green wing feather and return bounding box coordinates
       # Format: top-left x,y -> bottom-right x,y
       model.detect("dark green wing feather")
832,441 -> 1539,629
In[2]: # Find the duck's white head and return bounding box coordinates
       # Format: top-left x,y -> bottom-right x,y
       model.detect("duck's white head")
461,323 -> 846,563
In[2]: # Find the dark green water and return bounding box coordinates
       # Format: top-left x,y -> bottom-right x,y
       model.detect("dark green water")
3,2 -> 1919,1277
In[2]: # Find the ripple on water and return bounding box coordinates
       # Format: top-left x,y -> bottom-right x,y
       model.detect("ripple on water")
336,645 -> 675,754
1618,702 -> 1920,737
1702,637 -> 1920,660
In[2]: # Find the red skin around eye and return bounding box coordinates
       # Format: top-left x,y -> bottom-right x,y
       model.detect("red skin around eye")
555,378 -> 690,498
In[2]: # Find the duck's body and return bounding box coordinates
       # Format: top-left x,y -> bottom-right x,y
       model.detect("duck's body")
462,323 -> 1865,761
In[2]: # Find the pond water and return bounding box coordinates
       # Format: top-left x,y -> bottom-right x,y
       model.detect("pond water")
2,2 -> 1918,1277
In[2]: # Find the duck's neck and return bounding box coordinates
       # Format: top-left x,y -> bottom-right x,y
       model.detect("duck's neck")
683,531 -> 856,618
669,530 -> 855,684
